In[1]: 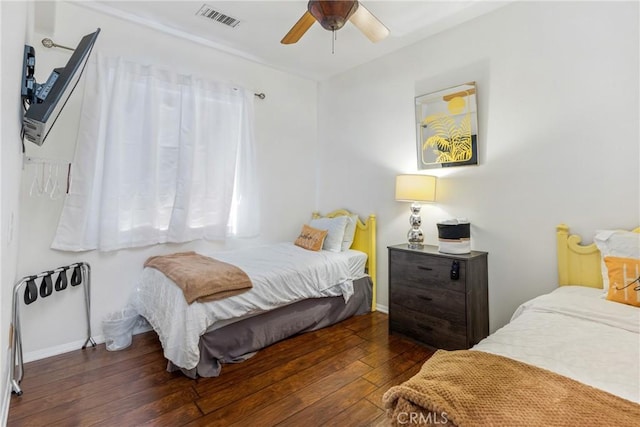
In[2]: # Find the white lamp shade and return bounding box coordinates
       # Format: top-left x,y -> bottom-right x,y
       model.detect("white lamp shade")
395,174 -> 437,202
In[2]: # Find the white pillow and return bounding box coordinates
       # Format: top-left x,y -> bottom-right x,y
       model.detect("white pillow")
309,216 -> 349,253
594,230 -> 640,292
341,214 -> 359,251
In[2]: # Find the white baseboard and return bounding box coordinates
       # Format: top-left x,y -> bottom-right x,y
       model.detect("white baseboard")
1,349 -> 10,427
22,324 -> 152,363
375,303 -> 389,314
23,336 -> 105,363
1,383 -> 8,427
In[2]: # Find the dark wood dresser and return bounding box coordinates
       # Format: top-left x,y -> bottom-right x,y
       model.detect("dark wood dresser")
388,244 -> 489,350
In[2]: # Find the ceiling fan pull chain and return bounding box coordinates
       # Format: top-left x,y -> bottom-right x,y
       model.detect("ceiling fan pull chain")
332,29 -> 336,54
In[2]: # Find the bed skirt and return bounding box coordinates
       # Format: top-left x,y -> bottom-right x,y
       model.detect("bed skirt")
168,276 -> 373,378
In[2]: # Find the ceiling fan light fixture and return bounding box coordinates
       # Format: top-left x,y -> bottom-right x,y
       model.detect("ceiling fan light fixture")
280,0 -> 389,46
308,0 -> 358,31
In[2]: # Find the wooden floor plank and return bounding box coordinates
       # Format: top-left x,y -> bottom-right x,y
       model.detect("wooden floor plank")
362,351 -> 425,387
354,317 -> 390,342
324,397 -> 385,427
358,338 -> 418,368
8,312 -> 432,426
10,361 -> 178,421
195,334 -> 365,414
275,378 -> 378,427
22,332 -> 160,377
138,403 -> 203,427
15,340 -> 164,393
224,361 -> 373,427
193,346 -> 369,426
370,412 -> 393,427
365,360 -> 424,410
340,311 -> 388,333
10,340 -> 168,410
91,388 -> 200,427
194,325 -> 356,394
11,375 -> 193,427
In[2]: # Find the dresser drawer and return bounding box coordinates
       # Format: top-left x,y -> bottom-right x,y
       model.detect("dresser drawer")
388,244 -> 489,350
389,250 -> 466,293
389,304 -> 467,350
390,282 -> 465,322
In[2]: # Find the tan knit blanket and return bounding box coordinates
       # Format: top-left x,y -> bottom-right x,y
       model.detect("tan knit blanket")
383,350 -> 640,426
144,251 -> 252,304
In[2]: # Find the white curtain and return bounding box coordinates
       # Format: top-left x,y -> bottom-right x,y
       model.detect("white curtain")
52,56 -> 259,252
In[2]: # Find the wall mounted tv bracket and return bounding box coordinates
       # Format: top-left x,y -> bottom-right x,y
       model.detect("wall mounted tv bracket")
21,45 -> 61,106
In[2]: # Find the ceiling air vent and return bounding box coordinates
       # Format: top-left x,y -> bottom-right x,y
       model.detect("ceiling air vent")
196,4 -> 241,28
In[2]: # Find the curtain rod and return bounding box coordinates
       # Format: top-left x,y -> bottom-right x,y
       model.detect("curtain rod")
41,38 -> 266,100
41,38 -> 74,51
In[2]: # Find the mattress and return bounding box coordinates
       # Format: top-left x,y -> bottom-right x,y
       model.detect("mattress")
473,286 -> 640,403
132,243 -> 368,370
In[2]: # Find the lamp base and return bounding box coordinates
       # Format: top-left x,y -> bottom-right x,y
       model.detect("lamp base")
407,202 -> 424,248
407,228 -> 424,249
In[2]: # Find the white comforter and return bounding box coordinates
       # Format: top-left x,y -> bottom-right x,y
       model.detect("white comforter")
131,243 -> 366,370
474,286 -> 640,403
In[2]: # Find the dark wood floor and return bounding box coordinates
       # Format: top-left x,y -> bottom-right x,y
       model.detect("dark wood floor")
8,312 -> 434,426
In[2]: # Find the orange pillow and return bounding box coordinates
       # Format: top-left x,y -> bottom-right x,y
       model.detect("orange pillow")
604,256 -> 640,307
294,224 -> 328,251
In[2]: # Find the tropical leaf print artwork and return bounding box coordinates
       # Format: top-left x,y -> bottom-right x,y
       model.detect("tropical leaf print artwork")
422,110 -> 472,163
415,83 -> 478,169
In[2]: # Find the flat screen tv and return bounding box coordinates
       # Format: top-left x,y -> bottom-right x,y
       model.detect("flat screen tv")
22,28 -> 100,146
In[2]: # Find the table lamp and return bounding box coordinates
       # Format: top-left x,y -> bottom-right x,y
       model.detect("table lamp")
395,174 -> 437,248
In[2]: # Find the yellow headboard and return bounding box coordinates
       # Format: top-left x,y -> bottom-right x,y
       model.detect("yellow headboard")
313,210 -> 377,311
556,224 -> 640,288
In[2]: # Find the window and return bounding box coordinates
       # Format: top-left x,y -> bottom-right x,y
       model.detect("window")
52,56 -> 259,251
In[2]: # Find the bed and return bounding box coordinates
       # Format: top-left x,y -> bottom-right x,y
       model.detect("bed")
131,209 -> 377,378
383,224 -> 640,426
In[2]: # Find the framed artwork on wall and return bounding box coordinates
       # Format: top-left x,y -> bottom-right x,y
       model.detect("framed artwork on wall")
415,82 -> 478,169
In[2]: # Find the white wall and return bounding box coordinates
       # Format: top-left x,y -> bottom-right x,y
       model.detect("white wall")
17,1 -> 318,359
10,0 -> 640,365
1,0 -> 29,419
317,1 -> 640,330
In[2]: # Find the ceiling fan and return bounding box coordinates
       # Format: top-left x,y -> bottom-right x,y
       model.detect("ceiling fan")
281,0 -> 390,45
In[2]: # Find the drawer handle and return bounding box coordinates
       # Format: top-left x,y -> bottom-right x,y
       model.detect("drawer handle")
418,295 -> 433,302
451,260 -> 460,280
417,266 -> 433,271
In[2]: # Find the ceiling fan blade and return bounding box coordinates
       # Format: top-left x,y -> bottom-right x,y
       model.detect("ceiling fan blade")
281,11 -> 316,44
349,4 -> 389,43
